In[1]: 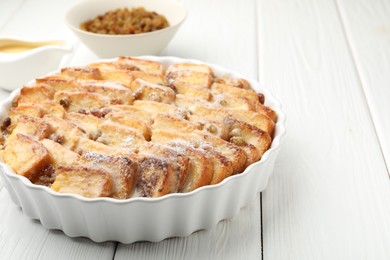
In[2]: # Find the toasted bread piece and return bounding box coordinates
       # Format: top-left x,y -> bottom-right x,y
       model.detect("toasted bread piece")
192,130 -> 247,173
11,115 -> 52,140
83,152 -> 138,199
64,112 -> 101,139
0,134 -> 51,181
129,71 -> 166,85
76,138 -> 139,160
211,83 -> 258,102
91,61 -> 165,84
153,113 -> 230,143
170,81 -> 211,100
52,165 -> 113,198
214,77 -> 251,89
132,100 -> 180,118
33,102 -> 66,118
130,79 -> 175,104
61,67 -> 102,80
89,62 -> 136,86
9,104 -> 43,118
9,105 -> 43,129
99,121 -> 146,148
230,109 -> 275,137
152,114 -> 197,132
137,156 -> 179,198
254,102 -> 277,122
53,91 -> 110,113
79,80 -> 134,105
118,57 -> 164,75
108,105 -> 153,125
105,111 -> 151,140
41,139 -> 81,167
224,117 -> 271,158
235,143 -> 260,167
211,93 -> 256,111
199,146 -> 234,185
167,71 -> 213,88
191,104 -> 274,136
211,83 -> 277,121
151,129 -> 234,185
166,142 -> 213,192
188,115 -> 230,140
174,94 -> 203,110
14,102 -> 65,117
88,62 -> 134,87
10,102 -> 65,122
43,115 -> 86,149
167,63 -> 213,74
137,142 -> 189,192
166,63 -> 213,88
36,76 -> 81,92
16,85 -> 55,105
38,75 -> 135,106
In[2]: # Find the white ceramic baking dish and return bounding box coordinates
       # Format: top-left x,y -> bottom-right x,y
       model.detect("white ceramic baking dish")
0,56 -> 286,243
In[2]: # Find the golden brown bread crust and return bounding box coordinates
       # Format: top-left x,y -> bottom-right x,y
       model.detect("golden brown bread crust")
11,115 -> 52,140
16,85 -> 55,105
82,152 -> 138,199
137,157 -> 178,197
13,102 -> 66,118
60,67 -> 102,80
41,139 -> 81,167
53,91 -> 110,112
137,142 -> 190,192
165,142 -> 213,192
0,57 -> 276,199
214,77 -> 251,89
52,165 -> 113,198
118,56 -> 165,75
105,111 -> 151,140
130,79 -> 175,103
0,134 -> 51,181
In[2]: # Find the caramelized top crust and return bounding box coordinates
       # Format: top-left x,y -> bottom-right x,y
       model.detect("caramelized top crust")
0,57 -> 276,199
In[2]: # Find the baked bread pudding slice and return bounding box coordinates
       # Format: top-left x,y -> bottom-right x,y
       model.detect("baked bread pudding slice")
0,57 -> 277,199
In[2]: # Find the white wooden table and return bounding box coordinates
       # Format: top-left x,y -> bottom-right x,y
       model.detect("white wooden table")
1,0 -> 390,259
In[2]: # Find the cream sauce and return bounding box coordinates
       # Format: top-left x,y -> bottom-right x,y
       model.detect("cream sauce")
0,41 -> 61,53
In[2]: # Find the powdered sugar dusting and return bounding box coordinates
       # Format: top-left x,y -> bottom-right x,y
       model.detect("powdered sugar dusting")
80,80 -> 128,90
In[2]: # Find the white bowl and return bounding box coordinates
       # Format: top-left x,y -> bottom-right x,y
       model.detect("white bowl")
0,56 -> 286,243
0,37 -> 72,91
65,0 -> 187,58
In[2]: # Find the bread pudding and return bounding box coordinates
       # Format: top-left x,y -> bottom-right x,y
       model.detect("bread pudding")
0,57 -> 276,199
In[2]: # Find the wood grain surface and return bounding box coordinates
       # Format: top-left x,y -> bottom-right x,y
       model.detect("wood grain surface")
0,190 -> 116,260
258,0 -> 390,259
337,0 -> 390,171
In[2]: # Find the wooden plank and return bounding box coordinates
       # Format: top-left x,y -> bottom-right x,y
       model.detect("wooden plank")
115,0 -> 262,259
336,0 -> 390,172
0,189 -> 116,260
257,0 -> 390,259
114,202 -> 260,260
